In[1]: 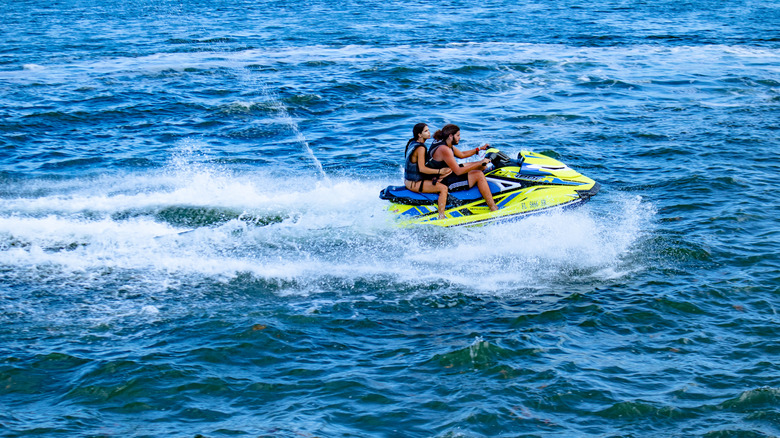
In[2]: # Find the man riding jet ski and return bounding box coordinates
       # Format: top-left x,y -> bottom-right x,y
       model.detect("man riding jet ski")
379,149 -> 600,227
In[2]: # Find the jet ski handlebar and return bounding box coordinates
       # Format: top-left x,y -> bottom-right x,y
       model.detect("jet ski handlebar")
484,148 -> 522,168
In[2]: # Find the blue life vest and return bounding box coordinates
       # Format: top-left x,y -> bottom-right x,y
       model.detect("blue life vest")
426,140 -> 448,170
403,141 -> 427,182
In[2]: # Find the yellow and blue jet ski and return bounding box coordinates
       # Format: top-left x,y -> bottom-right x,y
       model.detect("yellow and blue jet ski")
379,149 -> 600,227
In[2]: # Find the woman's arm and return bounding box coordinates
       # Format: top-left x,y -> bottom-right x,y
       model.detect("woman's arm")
414,147 -> 451,176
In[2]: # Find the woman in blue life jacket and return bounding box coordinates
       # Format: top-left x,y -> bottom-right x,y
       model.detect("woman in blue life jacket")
427,123 -> 498,212
404,123 -> 452,219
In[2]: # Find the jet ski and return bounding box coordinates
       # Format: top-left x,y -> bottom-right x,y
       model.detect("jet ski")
379,149 -> 600,227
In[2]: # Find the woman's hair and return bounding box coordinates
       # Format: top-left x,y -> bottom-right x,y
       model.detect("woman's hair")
433,123 -> 460,142
412,123 -> 427,141
404,123 -> 428,157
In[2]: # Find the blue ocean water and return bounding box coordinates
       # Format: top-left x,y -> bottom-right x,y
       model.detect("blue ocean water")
1,0 -> 779,436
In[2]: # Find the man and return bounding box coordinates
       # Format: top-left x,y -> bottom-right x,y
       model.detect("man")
426,124 -> 498,212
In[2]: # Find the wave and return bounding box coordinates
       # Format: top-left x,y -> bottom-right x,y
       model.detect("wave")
2,42 -> 775,81
0,153 -> 653,298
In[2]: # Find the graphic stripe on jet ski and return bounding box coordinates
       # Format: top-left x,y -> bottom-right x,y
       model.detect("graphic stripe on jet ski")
497,192 -> 521,208
442,198 -> 585,228
402,207 -> 426,217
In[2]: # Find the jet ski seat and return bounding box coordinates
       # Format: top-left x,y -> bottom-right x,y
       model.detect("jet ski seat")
379,181 -> 502,206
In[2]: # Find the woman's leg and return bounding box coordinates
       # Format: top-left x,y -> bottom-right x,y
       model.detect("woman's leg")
421,180 -> 449,219
406,180 -> 449,218
468,171 -> 498,211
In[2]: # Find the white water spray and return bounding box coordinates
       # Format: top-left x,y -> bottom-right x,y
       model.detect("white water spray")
229,64 -> 328,180
263,91 -> 328,181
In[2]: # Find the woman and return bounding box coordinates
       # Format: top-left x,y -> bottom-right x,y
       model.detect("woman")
404,123 -> 452,219
427,123 -> 498,212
